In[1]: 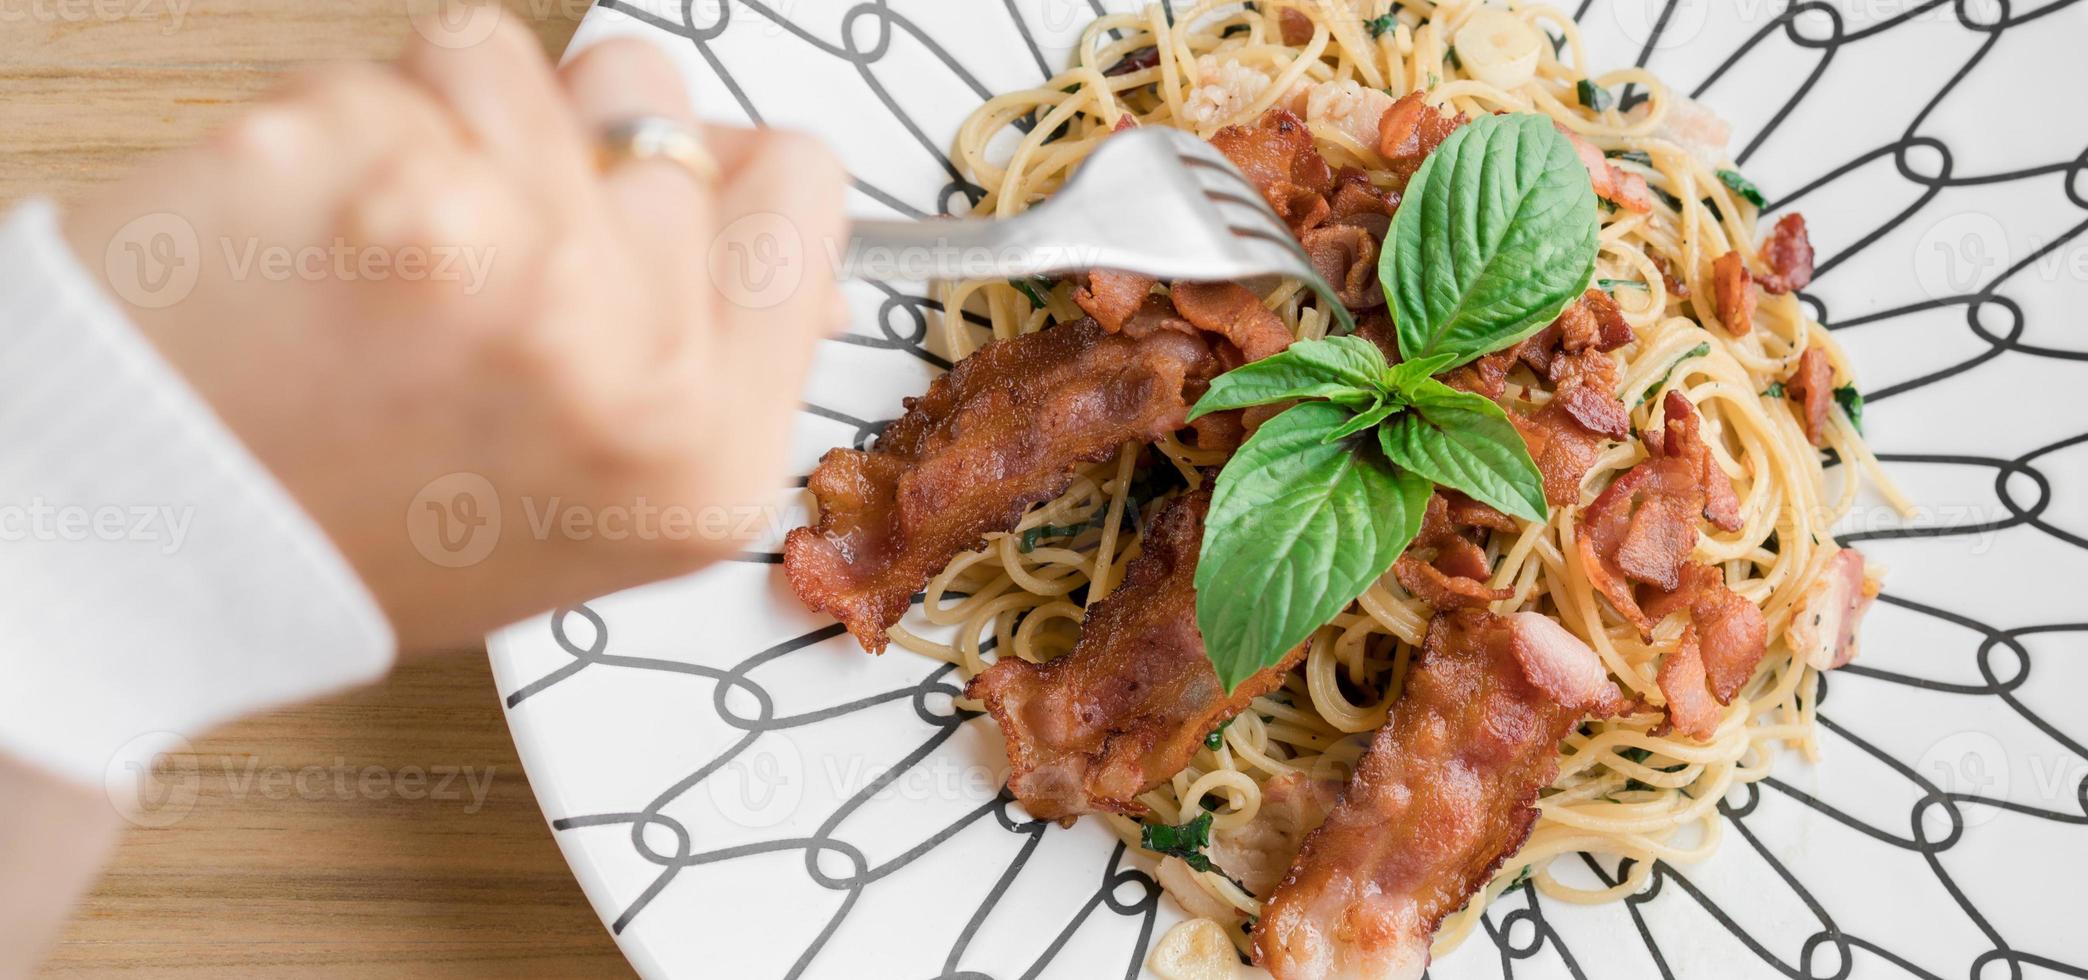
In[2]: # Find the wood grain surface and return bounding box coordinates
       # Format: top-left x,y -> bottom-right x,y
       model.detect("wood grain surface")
1,3 -> 635,976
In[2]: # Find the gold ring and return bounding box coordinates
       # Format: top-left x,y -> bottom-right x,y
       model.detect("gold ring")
597,116 -> 718,183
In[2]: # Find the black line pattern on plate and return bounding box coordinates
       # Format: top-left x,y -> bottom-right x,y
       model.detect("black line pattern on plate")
500,1 -> 2088,976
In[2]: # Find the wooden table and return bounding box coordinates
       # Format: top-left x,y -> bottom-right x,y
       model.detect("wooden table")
2,3 -> 634,976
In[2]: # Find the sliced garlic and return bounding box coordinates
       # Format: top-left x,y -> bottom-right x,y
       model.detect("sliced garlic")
1148,918 -> 1254,980
1453,9 -> 1541,91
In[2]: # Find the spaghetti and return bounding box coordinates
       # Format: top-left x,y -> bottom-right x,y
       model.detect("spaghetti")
895,0 -> 1910,960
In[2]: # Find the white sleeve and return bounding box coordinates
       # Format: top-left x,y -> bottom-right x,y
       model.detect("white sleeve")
0,200 -> 397,791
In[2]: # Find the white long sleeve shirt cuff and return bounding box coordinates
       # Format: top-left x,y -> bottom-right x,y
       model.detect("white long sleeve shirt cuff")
0,199 -> 397,791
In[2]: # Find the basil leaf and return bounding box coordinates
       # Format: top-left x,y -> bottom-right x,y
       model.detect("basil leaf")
1376,379 -> 1548,522
1197,401 -> 1431,691
1009,277 -> 1054,308
1716,168 -> 1766,208
1383,113 -> 1601,368
1187,336 -> 1390,420
1834,384 -> 1864,433
1321,398 -> 1402,444
1141,812 -> 1215,871
1383,352 -> 1459,394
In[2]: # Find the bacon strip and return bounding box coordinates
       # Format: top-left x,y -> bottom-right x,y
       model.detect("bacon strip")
1074,270 -> 1156,332
1577,391 -> 1742,633
1711,250 -> 1755,336
1255,610 -> 1623,980
785,320 -> 1214,651
1211,109 -> 1336,234
1394,494 -> 1510,611
1646,564 -> 1767,739
1785,345 -> 1834,446
1561,127 -> 1653,213
1377,92 -> 1467,190
1299,223 -> 1382,310
1785,548 -> 1873,671
1169,281 -> 1294,362
1756,213 -> 1815,294
965,491 -> 1302,821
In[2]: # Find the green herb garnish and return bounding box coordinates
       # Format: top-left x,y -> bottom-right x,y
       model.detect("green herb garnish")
1637,342 -> 1711,406
1596,278 -> 1647,292
1763,380 -> 1786,398
1716,168 -> 1766,208
1204,718 -> 1233,750
1189,114 -> 1595,691
1009,276 -> 1054,308
1834,384 -> 1864,433
1364,13 -> 1398,37
1608,149 -> 1653,167
1141,812 -> 1216,871
1576,78 -> 1613,112
1018,509 -> 1103,552
1445,45 -> 1462,69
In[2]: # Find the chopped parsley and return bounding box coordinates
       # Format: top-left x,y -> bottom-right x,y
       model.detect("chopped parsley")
1364,12 -> 1398,37
1576,78 -> 1613,112
1834,384 -> 1865,433
1141,812 -> 1216,872
1636,342 -> 1711,406
1763,380 -> 1786,398
1204,718 -> 1233,750
1716,168 -> 1766,208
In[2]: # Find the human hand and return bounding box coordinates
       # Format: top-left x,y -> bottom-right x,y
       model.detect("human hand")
59,20 -> 849,652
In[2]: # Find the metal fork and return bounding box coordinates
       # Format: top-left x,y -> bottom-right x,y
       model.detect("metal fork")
840,127 -> 1359,336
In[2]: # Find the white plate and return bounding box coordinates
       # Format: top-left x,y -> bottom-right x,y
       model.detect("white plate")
489,1 -> 2088,977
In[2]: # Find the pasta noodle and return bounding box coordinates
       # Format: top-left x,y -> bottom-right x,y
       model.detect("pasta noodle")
909,0 -> 1912,959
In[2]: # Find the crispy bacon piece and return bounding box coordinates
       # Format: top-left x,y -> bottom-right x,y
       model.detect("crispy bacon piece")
785,320 -> 1214,651
1377,92 -> 1467,189
1560,127 -> 1652,213
1169,281 -> 1295,362
1211,772 -> 1341,897
1785,345 -> 1834,446
1711,250 -> 1755,336
1255,610 -> 1624,980
1104,46 -> 1160,77
1075,270 -> 1156,332
1785,548 -> 1874,670
1756,213 -> 1815,294
1512,345 -> 1630,506
1278,6 -> 1316,44
1211,109 -> 1336,234
1645,386 -> 1743,532
1577,392 -> 1743,632
1656,625 -> 1721,740
1395,494 -> 1511,611
1300,224 -> 1383,310
1328,166 -> 1397,238
966,491 -> 1303,821
1646,564 -> 1767,739
1651,253 -> 1690,299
